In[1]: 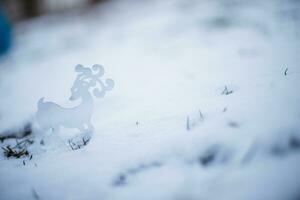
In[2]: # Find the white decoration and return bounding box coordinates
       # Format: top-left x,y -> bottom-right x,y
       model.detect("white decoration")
35,64 -> 114,135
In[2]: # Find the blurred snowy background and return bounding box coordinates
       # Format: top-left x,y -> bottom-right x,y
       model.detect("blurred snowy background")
0,0 -> 300,199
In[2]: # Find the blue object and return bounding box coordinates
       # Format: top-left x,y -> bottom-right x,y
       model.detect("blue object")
0,10 -> 12,55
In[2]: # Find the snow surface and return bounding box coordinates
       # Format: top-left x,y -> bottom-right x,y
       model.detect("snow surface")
1,0 -> 300,199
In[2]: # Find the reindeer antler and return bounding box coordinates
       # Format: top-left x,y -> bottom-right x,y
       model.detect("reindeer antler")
75,64 -> 92,77
72,64 -> 114,98
91,64 -> 114,98
92,64 -> 105,77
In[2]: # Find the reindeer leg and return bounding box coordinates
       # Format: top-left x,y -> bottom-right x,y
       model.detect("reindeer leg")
34,126 -> 48,146
78,125 -> 86,134
86,122 -> 94,132
75,125 -> 90,141
84,123 -> 93,142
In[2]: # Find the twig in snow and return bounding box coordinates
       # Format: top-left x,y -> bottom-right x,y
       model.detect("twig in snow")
68,136 -> 91,150
241,143 -> 259,164
284,68 -> 288,76
32,188 -> 40,200
82,137 -> 91,145
221,86 -> 233,95
113,161 -> 162,187
14,138 -> 34,149
2,145 -> 29,158
228,121 -> 239,128
199,110 -> 204,121
186,116 -> 190,131
68,139 -> 77,150
113,173 -> 127,186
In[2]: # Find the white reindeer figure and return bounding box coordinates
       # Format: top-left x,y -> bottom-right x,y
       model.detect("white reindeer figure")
35,64 -> 114,135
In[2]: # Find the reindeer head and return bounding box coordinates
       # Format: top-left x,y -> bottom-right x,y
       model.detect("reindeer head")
69,64 -> 114,101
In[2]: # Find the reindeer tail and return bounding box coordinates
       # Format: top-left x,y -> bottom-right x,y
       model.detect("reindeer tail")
37,97 -> 45,109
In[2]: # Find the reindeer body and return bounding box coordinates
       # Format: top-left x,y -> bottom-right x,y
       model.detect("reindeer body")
35,64 -> 114,134
36,95 -> 93,132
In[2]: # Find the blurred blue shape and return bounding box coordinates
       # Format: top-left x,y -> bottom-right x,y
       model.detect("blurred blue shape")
0,10 -> 12,56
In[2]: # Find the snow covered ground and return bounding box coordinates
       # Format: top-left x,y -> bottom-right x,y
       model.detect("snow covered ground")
1,0 -> 300,199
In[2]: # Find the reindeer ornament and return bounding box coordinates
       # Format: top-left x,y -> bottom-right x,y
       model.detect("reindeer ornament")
35,64 -> 114,136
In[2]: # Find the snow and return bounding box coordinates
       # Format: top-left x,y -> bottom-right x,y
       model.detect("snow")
1,0 -> 300,199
